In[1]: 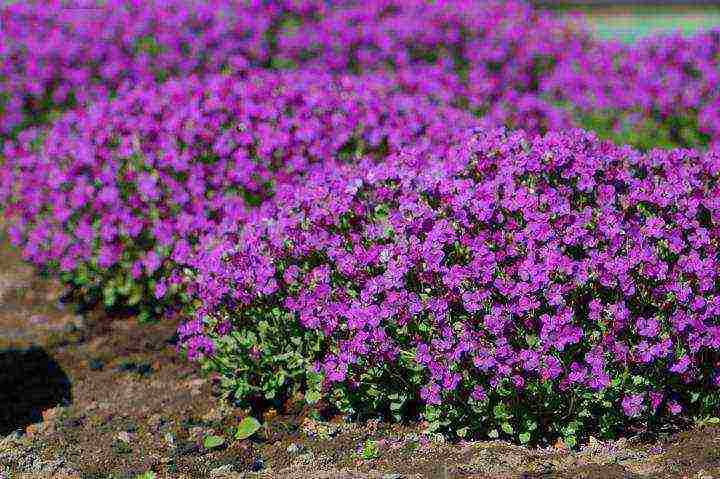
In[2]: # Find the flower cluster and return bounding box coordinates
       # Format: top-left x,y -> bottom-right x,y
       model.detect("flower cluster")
546,29 -> 720,150
5,0 -> 720,150
3,0 -> 720,445
0,69 -> 477,316
277,0 -> 586,136
276,0 -> 720,149
0,0 -> 327,134
191,128 -> 720,444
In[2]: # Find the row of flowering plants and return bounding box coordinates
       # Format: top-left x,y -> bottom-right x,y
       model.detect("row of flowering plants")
2,0 -> 720,446
2,0 -> 720,148
0,0 -> 329,135
186,129 -> 720,445
0,69 -> 477,318
274,0 -> 720,149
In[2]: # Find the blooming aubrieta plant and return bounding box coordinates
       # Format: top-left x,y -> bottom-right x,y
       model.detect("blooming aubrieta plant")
276,0 -> 720,149
546,29 -> 720,150
0,69 -> 477,317
0,0 -> 327,134
4,0 -> 720,148
3,0 -> 720,447
189,128 -> 720,444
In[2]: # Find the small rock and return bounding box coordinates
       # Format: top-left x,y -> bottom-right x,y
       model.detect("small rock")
186,378 -> 206,389
383,474 -> 402,479
250,458 -> 264,472
432,433 -> 446,444
287,443 -> 303,454
210,464 -> 235,476
42,407 -> 62,423
115,431 -> 133,443
29,315 -> 49,325
202,408 -> 223,424
88,358 -> 104,371
297,452 -> 315,464
164,432 -> 176,448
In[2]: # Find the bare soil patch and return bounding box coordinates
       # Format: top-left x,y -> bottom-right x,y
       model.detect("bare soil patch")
1,235 -> 719,479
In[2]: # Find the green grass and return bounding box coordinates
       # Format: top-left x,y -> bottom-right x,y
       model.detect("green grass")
556,5 -> 720,43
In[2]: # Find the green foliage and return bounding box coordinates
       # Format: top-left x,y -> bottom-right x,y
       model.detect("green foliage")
576,109 -> 711,151
200,302 -> 326,409
235,417 -> 262,440
361,439 -> 380,460
203,435 -> 226,449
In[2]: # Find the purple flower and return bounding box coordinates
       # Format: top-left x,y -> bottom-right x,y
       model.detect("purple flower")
622,394 -> 645,418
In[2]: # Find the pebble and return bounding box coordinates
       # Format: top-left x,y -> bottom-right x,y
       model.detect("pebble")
210,464 -> 235,476
164,432 -> 176,448
383,474 -> 402,479
115,431 -> 133,443
297,452 -> 315,464
251,458 -> 264,472
287,442 -> 303,454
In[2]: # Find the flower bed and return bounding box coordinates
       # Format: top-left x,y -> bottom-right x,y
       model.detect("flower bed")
0,0 -> 326,135
2,0 -> 720,446
3,0 -> 720,149
0,69 -> 477,318
188,128 -> 720,444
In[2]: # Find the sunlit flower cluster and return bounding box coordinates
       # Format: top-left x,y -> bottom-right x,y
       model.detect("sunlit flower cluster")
192,128 -> 720,440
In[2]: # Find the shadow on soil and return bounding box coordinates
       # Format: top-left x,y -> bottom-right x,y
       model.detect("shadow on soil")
0,347 -> 71,436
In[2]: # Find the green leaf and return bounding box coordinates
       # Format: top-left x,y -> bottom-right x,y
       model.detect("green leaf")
519,432 -> 531,444
456,427 -> 468,438
203,435 -> 225,450
361,439 -> 379,460
305,390 -> 322,404
493,403 -> 510,420
501,422 -> 514,435
134,472 -> 156,479
235,417 -> 262,440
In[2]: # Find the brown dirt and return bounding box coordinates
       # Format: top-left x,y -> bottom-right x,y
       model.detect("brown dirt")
1,233 -> 720,479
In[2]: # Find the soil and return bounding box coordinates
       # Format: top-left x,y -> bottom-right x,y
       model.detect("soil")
1,233 -> 720,479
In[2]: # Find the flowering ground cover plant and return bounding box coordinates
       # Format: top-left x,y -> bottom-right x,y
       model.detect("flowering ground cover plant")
0,69 -> 477,319
0,0 -> 585,139
3,0 -> 720,450
276,0 -> 720,150
187,128 -> 720,445
0,0 -> 327,135
547,29 -> 720,150
3,0 -> 720,150
277,0 -> 585,137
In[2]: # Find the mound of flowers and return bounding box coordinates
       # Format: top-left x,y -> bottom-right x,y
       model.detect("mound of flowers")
3,0 -> 720,151
277,0 -> 586,136
547,29 -> 720,150
0,0 -> 327,134
186,128 -> 720,445
277,0 -> 720,150
0,69 -> 477,317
